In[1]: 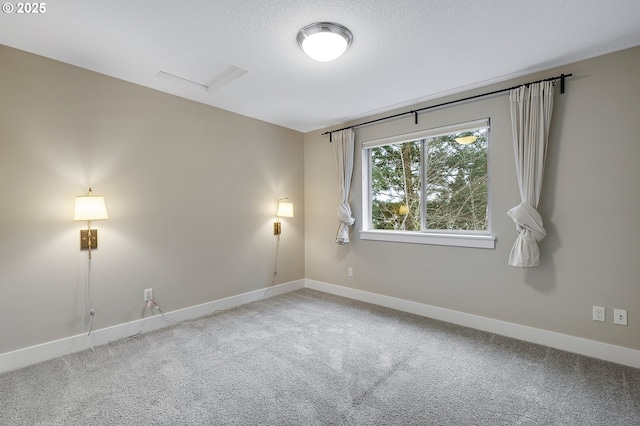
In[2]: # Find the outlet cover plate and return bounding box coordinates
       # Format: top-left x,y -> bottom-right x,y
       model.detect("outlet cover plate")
613,309 -> 628,326
592,306 -> 605,322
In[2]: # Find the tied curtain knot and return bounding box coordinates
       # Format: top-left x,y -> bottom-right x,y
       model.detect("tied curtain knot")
507,202 -> 547,267
336,201 -> 355,245
337,202 -> 355,227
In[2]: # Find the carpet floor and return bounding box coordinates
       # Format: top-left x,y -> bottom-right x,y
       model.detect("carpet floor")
1,289 -> 639,425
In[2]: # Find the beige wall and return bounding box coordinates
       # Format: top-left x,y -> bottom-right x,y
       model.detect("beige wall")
304,46 -> 640,351
2,43 -> 638,358
0,45 -> 305,354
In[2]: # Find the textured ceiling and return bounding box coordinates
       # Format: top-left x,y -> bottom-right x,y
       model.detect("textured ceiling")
1,0 -> 639,132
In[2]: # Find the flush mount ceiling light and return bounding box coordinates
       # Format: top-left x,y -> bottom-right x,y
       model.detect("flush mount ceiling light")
297,22 -> 353,62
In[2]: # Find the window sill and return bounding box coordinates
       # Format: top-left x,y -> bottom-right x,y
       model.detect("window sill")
359,230 -> 495,249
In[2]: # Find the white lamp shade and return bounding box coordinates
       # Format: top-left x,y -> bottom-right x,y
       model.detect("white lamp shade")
74,196 -> 108,221
277,201 -> 294,218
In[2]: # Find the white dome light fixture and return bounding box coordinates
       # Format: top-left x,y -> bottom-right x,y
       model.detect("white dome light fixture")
297,22 -> 353,62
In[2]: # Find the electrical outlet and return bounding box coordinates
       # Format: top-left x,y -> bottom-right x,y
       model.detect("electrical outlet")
348,267 -> 354,277
613,309 -> 628,326
592,306 -> 605,322
144,288 -> 153,302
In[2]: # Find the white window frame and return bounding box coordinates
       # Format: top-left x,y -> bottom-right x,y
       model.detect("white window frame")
360,118 -> 495,249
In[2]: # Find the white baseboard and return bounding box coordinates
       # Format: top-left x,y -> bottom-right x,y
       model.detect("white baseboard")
3,278 -> 637,373
305,279 -> 640,369
0,279 -> 304,374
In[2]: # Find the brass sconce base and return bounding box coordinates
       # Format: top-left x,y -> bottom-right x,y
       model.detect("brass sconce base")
80,229 -> 98,250
274,222 -> 281,236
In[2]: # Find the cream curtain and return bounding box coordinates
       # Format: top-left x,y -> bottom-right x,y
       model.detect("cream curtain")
507,81 -> 554,267
333,129 -> 355,245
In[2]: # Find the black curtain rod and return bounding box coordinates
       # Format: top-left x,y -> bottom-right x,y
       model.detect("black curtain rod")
324,73 -> 571,140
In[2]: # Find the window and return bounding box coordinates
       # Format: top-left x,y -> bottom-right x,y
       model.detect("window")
361,119 -> 495,248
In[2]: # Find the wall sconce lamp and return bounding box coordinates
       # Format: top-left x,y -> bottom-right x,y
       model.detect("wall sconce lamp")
274,198 -> 294,238
74,187 -> 108,259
